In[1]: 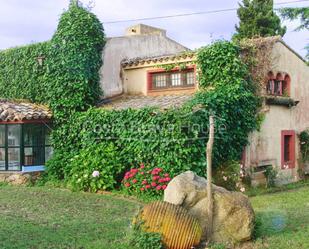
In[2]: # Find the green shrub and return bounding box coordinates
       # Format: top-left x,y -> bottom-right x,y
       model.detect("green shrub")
129,221 -> 164,249
68,143 -> 124,192
264,166 -> 278,188
45,151 -> 77,180
214,161 -> 242,191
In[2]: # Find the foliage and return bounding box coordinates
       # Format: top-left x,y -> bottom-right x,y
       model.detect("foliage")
49,106 -> 206,181
279,7 -> 309,62
45,151 -> 76,180
264,166 -> 278,188
47,2 -> 105,121
280,7 -> 309,31
0,3 -> 105,122
0,42 -> 50,102
122,164 -> 171,198
214,161 -> 247,191
67,143 -> 124,192
193,40 -> 260,167
233,0 -> 286,40
129,221 -> 164,249
299,129 -> 309,162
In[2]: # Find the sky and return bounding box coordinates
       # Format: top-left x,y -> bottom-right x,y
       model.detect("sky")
0,0 -> 308,57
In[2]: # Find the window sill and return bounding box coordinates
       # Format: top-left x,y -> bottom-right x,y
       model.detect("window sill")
264,96 -> 299,108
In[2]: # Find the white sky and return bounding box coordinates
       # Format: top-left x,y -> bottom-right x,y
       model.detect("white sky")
0,0 -> 308,57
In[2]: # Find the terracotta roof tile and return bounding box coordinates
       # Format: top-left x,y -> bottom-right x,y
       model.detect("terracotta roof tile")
0,99 -> 52,122
121,52 -> 196,68
99,94 -> 193,110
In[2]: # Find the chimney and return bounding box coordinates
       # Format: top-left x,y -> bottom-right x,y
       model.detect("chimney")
125,24 -> 167,36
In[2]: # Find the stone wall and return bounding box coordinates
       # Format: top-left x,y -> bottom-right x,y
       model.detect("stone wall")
0,172 -> 42,185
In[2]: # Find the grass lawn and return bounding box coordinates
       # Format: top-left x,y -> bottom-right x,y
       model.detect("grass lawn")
0,185 -> 309,249
249,185 -> 309,249
0,186 -> 141,249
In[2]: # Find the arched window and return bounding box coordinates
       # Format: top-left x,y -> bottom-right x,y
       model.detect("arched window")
266,72 -> 290,96
274,73 -> 283,95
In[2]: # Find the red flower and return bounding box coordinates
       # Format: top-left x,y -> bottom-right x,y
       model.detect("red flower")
158,178 -> 165,183
124,182 -> 130,187
140,188 -> 145,191
145,185 -> 151,189
124,175 -> 130,180
164,173 -> 169,177
151,182 -> 157,187
132,179 -> 137,184
142,180 -> 148,185
156,185 -> 162,190
140,164 -> 145,169
162,185 -> 167,190
165,177 -> 171,182
152,176 -> 160,181
140,172 -> 145,175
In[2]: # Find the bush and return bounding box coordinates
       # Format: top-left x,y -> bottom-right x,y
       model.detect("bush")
129,221 -> 164,249
45,151 -> 77,180
68,143 -> 124,192
214,161 -> 247,191
122,164 -> 171,197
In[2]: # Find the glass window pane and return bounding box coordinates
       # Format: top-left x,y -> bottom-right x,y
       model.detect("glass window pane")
24,124 -> 43,146
24,147 -> 45,166
0,148 -> 5,171
45,127 -> 52,146
45,146 -> 54,162
153,74 -> 167,88
8,148 -> 20,170
186,72 -> 195,85
171,73 -> 181,86
0,125 -> 5,146
8,125 -> 20,146
24,148 -> 34,166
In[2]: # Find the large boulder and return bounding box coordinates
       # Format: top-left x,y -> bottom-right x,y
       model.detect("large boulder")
164,171 -> 255,244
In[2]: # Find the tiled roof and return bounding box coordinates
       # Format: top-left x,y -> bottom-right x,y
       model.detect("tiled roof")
99,94 -> 193,110
0,99 -> 52,122
121,52 -> 196,68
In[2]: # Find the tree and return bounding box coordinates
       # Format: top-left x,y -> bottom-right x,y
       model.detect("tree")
233,0 -> 286,40
279,7 -> 309,61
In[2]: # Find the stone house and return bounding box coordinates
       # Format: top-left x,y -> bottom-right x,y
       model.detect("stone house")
100,24 -> 309,185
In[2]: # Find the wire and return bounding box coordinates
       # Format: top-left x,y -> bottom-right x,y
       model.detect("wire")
103,0 -> 309,24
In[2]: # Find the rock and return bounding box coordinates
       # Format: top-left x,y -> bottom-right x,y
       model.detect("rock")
164,171 -> 255,245
6,174 -> 30,185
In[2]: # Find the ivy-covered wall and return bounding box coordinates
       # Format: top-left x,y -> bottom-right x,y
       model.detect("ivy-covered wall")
47,41 -> 259,187
0,2 -> 105,120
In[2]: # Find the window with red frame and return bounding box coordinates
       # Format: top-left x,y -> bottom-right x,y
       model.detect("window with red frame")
281,130 -> 295,169
150,69 -> 195,90
266,72 -> 290,96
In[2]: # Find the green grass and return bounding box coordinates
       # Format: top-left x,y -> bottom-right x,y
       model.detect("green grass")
1,184 -> 309,249
250,186 -> 309,249
0,186 -> 141,249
